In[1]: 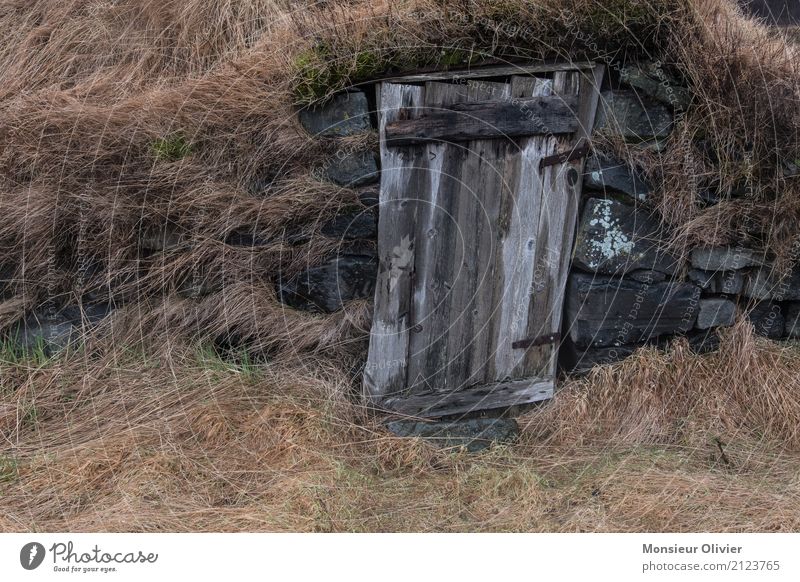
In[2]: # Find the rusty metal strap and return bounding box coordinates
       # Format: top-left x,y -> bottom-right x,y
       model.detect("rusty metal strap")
538,141 -> 590,171
512,332 -> 562,350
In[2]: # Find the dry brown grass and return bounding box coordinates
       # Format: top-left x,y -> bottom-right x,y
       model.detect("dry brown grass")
1,321 -> 800,532
0,0 -> 799,532
0,0 -> 796,348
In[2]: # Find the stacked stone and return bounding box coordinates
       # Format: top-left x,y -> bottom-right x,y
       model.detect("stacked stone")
564,63 -> 709,373
10,91 -> 381,354
564,61 -> 800,372
277,90 -> 380,313
733,258 -> 800,340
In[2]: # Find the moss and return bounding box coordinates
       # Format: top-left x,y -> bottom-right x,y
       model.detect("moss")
293,46 -> 339,103
0,454 -> 18,483
294,45 -> 390,103
151,134 -> 193,162
438,47 -> 473,68
352,50 -> 382,81
582,0 -> 658,31
291,0 -> 683,104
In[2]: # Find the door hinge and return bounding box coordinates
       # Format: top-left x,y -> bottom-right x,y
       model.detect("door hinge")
539,141 -> 590,171
512,332 -> 561,350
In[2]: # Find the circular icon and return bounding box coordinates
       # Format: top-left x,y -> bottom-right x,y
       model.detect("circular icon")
20,542 -> 46,570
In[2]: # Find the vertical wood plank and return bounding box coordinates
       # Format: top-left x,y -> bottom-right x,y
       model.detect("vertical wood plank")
366,65 -> 604,415
491,76 -> 553,382
457,81 -> 513,389
533,67 -> 604,377
407,80 -> 511,394
520,71 -> 584,379
363,82 -> 426,401
405,81 -> 463,394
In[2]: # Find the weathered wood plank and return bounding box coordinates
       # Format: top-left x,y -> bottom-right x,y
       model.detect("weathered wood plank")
382,378 -> 554,418
491,76 -> 553,381
363,83 -> 426,401
377,61 -> 597,84
447,80 -> 513,390
525,72 -> 577,377
408,80 -> 512,394
519,70 -> 599,379
406,81 -> 468,394
527,67 -> 604,377
366,65 -> 604,415
384,95 -> 579,146
577,65 -> 606,141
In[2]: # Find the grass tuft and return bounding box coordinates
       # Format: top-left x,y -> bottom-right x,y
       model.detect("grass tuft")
0,455 -> 18,484
151,134 -> 193,162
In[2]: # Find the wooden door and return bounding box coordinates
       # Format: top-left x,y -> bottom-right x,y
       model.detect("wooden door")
364,63 -> 603,418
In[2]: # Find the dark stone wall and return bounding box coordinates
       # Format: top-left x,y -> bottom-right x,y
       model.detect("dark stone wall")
741,0 -> 800,25
283,57 -> 800,377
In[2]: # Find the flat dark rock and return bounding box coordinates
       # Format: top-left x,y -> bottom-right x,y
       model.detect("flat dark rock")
696,298 -> 736,330
619,61 -> 691,110
747,302 -> 785,339
691,246 -> 763,271
785,302 -> 800,338
10,301 -> 115,355
688,268 -> 744,295
572,198 -> 680,276
560,340 -> 645,374
320,210 -> 377,240
12,316 -> 74,355
385,418 -> 519,453
583,153 -> 651,202
358,188 -> 380,208
743,265 -> 800,301
594,90 -> 674,141
566,272 -> 701,348
277,254 -> 377,312
740,0 -> 800,26
298,91 -> 372,137
561,328 -> 723,374
224,228 -> 272,247
686,329 -> 722,354
323,150 -> 379,187
628,269 -> 668,284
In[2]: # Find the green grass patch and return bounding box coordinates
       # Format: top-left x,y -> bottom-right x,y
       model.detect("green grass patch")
151,134 -> 193,162
195,343 -> 262,380
0,455 -> 18,484
0,336 -> 55,368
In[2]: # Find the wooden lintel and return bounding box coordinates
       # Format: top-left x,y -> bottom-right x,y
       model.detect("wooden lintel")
378,61 -> 598,85
384,95 -> 579,146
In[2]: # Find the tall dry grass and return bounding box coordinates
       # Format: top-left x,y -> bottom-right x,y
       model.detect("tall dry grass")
1,322 -> 800,532
0,0 -> 796,353
0,0 -> 799,532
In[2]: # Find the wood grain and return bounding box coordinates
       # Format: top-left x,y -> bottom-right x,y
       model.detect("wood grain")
382,378 -> 554,418
385,95 -> 579,145
366,64 -> 603,416
363,82 -> 426,402
377,61 -> 597,84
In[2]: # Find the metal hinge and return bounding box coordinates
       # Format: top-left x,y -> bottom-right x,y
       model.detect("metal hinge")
539,140 -> 590,171
512,332 -> 561,350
